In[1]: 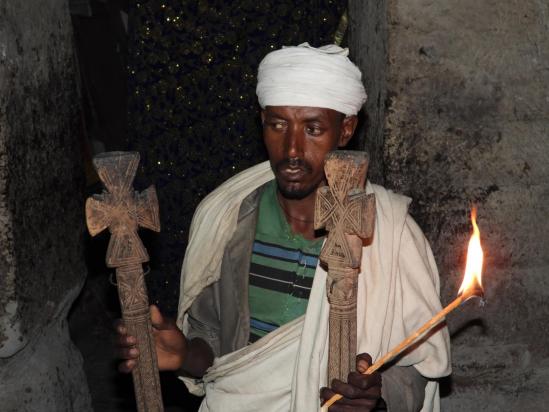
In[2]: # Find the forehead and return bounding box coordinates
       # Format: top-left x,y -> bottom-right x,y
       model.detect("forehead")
264,106 -> 342,121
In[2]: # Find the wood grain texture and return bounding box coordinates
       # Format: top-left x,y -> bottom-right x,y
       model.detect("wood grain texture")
86,151 -> 163,412
314,150 -> 376,383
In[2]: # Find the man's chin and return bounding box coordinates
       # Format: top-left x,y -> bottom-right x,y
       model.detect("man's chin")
276,181 -> 317,200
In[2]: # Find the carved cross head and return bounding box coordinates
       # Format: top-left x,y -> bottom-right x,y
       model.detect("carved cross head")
85,152 -> 160,268
314,151 -> 376,269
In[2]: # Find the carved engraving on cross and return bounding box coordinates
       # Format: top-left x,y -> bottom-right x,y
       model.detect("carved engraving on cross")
86,152 -> 160,267
86,151 -> 163,412
315,151 -> 376,271
314,150 -> 376,383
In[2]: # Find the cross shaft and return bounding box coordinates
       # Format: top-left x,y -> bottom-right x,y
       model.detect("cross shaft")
314,150 -> 376,383
85,151 -> 163,412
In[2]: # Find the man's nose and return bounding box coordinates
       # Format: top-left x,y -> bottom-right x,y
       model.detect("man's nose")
286,125 -> 305,159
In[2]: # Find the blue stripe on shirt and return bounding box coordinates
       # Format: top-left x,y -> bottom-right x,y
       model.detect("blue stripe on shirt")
250,317 -> 279,333
252,242 -> 319,268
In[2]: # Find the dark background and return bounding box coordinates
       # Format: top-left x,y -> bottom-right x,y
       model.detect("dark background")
127,0 -> 348,316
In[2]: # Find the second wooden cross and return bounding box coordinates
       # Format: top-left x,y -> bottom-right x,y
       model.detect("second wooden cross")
314,150 -> 376,383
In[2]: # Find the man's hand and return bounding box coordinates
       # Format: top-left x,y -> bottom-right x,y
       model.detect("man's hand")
320,353 -> 382,411
115,304 -> 187,373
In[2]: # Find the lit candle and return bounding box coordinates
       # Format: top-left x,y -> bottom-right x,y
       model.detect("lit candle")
322,208 -> 485,410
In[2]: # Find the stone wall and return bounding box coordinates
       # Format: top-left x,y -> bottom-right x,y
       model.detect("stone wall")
350,0 -> 549,410
0,1 -> 91,410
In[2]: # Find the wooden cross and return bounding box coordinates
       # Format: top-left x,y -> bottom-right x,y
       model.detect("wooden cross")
314,150 -> 376,383
86,151 -> 163,412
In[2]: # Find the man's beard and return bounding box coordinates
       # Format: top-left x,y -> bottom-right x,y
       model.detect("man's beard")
274,157 -> 318,200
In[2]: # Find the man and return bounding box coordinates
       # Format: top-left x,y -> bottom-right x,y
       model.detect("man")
117,44 -> 451,411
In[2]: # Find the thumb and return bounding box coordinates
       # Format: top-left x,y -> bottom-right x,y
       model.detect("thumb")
356,353 -> 372,374
150,304 -> 165,329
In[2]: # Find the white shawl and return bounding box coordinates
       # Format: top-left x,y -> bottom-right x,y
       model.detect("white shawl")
177,161 -> 451,411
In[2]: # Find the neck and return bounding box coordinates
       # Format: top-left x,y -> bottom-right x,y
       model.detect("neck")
276,189 -> 319,240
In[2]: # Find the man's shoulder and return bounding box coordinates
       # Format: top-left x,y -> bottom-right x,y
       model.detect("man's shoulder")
367,182 -> 412,211
193,161 -> 274,218
238,182 -> 270,220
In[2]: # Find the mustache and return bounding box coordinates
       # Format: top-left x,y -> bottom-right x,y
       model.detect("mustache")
275,157 -> 313,173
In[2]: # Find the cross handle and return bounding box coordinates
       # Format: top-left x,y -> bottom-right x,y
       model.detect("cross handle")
85,151 -> 160,268
314,151 -> 376,269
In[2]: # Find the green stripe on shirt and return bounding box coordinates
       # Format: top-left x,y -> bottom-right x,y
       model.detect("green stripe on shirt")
248,180 -> 324,341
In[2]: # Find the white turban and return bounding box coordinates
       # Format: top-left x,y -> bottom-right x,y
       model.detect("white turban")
256,43 -> 367,116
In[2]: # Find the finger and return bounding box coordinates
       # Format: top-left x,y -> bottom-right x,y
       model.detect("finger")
331,379 -> 361,399
319,387 -> 337,402
117,346 -> 139,360
329,399 -> 378,411
118,359 -> 137,374
324,389 -> 379,412
116,333 -> 137,348
322,384 -> 379,411
347,371 -> 382,391
321,387 -> 368,410
364,382 -> 382,399
150,305 -> 165,329
332,378 -> 381,401
356,353 -> 372,373
113,319 -> 127,335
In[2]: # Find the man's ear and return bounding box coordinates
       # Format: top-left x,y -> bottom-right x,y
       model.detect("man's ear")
260,110 -> 266,125
338,115 -> 358,147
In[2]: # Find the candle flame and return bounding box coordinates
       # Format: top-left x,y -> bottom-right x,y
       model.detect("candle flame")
458,208 -> 484,296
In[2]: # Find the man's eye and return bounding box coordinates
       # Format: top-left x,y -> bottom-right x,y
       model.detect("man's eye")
271,122 -> 285,130
306,126 -> 322,135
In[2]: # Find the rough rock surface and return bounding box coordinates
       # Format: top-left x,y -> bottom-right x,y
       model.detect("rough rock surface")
0,0 -> 91,410
350,0 -> 549,410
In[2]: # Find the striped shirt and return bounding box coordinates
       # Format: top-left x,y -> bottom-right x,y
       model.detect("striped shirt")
248,180 -> 324,342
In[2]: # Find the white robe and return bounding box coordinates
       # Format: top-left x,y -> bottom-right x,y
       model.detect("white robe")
177,161 -> 451,411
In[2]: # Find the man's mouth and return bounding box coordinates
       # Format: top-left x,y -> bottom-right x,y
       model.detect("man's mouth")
279,167 -> 308,181
275,158 -> 312,182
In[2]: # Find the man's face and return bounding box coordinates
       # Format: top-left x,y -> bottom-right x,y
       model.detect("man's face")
262,106 -> 356,200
